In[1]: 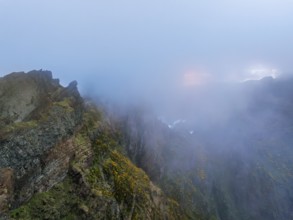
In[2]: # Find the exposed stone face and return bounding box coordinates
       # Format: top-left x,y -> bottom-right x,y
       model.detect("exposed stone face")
0,71 -> 181,220
0,70 -> 84,210
2,71 -> 293,220
0,168 -> 14,212
36,138 -> 76,192
0,70 -> 60,123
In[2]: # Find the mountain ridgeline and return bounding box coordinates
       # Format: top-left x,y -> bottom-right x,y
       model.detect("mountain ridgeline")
0,70 -> 293,220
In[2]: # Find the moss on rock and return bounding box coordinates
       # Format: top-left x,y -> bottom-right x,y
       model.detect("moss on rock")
9,102 -> 184,219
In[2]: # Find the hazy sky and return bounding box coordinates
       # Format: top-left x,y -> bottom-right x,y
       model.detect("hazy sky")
1,0 -> 293,96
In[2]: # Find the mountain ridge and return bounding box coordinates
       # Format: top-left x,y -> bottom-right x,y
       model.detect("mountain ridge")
0,70 -> 184,220
1,70 -> 293,220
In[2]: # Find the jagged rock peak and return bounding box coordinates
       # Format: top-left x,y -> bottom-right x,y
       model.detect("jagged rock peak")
68,80 -> 78,88
2,69 -> 59,85
0,70 -> 78,123
0,70 -> 182,220
0,70 -> 84,214
64,80 -> 80,99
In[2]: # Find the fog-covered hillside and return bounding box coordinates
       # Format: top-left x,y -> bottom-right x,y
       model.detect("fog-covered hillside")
1,71 -> 293,219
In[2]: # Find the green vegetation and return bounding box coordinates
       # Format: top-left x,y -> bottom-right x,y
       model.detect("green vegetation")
9,104 -> 181,219
82,103 -> 102,130
0,120 -> 38,135
53,98 -> 74,112
10,178 -> 81,220
104,150 -> 151,206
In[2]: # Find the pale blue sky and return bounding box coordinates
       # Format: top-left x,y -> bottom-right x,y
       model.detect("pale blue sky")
0,0 -> 293,97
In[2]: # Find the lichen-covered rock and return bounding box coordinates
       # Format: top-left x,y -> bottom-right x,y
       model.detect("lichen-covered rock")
0,168 -> 14,213
0,70 -> 60,123
0,70 -> 84,213
0,71 -> 184,219
8,100 -> 184,220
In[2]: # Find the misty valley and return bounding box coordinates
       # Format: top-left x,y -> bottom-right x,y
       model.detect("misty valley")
1,1 -> 293,219
118,75 -> 293,219
0,71 -> 293,220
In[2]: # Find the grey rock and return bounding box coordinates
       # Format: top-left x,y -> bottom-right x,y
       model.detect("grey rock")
0,70 -> 84,212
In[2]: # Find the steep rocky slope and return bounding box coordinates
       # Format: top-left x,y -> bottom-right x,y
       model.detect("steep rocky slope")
0,71 -> 183,219
0,70 -> 83,211
1,70 -> 293,220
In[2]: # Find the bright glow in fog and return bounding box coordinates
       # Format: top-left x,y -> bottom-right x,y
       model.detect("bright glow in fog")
243,65 -> 280,81
1,0 -> 293,92
182,70 -> 211,87
183,72 -> 201,87
1,1 -> 293,220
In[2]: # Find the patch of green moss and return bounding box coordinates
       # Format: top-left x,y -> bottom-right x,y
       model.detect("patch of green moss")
83,131 -> 125,199
0,120 -> 38,135
86,166 -> 114,198
10,178 -> 81,220
53,98 -> 74,112
83,104 -> 102,130
9,103 -> 184,219
103,150 -> 150,206
93,133 -> 118,163
71,131 -> 97,196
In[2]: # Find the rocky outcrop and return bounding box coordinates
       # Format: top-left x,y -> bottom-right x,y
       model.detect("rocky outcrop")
0,168 -> 14,212
0,70 -> 60,123
0,70 -> 84,212
0,71 -> 183,219
3,72 -> 293,220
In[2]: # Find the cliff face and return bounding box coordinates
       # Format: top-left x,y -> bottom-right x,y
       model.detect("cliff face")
0,70 -> 83,211
0,71 -> 60,123
0,71 -> 182,219
3,70 -> 292,220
